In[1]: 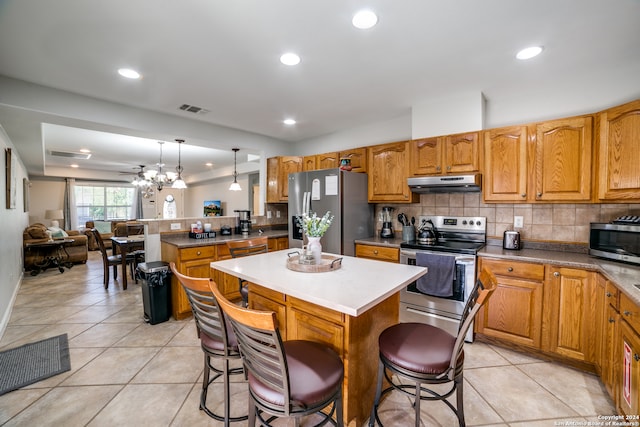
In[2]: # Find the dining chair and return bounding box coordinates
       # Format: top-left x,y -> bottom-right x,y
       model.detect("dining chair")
208,279 -> 344,427
169,263 -> 246,426
225,236 -> 269,307
369,267 -> 498,427
91,228 -> 136,289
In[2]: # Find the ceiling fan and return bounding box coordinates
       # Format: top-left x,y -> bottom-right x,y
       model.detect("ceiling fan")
119,165 -> 155,198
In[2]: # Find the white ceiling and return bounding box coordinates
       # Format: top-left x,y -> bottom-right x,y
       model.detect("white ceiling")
1,0 -> 639,181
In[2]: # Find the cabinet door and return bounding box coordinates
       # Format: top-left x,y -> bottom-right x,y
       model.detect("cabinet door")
602,303 -> 619,399
618,320 -> 640,416
317,152 -> 339,169
598,99 -> 640,200
287,306 -> 344,357
266,157 -> 279,203
277,156 -> 303,201
302,155 -> 316,171
483,126 -> 529,201
534,116 -> 593,201
250,291 -> 288,339
444,132 -> 479,174
476,258 -> 544,348
338,148 -> 367,173
367,141 -> 417,203
544,267 -> 598,363
410,137 -> 443,175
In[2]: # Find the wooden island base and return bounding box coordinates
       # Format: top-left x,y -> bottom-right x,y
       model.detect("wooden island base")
248,282 -> 399,427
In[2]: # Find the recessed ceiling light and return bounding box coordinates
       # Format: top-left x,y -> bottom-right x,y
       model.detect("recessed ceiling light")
516,46 -> 543,60
352,10 -> 378,29
79,148 -> 91,153
283,119 -> 296,125
70,164 -> 79,168
205,162 -> 213,167
118,68 -> 141,79
280,53 -> 301,66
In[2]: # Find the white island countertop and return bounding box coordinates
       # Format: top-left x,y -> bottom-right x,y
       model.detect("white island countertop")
211,250 -> 427,317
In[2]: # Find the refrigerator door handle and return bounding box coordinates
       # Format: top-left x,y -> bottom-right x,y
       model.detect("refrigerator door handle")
302,191 -> 307,216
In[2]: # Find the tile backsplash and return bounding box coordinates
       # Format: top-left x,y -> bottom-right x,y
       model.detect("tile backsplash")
375,193 -> 640,244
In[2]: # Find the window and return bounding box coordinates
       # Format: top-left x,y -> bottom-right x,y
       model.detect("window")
75,183 -> 135,223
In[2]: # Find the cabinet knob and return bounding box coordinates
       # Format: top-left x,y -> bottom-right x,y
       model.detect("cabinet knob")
197,251 -> 201,256
373,250 -> 378,255
521,193 -> 527,198
446,166 -> 451,171
554,272 -> 560,277
436,166 -> 441,172
537,192 -> 542,197
623,310 -> 632,317
606,292 -> 612,297
609,317 -> 616,323
635,354 -> 640,362
507,267 -> 513,272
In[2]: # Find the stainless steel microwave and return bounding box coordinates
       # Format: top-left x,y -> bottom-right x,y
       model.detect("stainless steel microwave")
589,222 -> 640,265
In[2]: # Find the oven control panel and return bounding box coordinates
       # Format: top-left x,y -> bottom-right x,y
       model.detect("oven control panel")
418,215 -> 486,233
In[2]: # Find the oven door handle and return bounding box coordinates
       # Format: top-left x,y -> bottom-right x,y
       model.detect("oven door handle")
404,307 -> 461,325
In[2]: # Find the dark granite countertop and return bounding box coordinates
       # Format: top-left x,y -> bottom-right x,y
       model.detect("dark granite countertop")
161,229 -> 289,248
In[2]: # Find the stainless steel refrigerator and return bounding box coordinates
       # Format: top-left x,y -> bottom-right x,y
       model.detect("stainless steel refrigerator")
288,168 -> 373,256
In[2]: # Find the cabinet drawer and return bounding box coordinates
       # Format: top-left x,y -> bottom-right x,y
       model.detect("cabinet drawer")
355,244 -> 399,262
250,283 -> 286,303
180,245 -> 216,261
481,258 -> 544,281
620,293 -> 640,334
605,281 -> 620,309
289,296 -> 344,324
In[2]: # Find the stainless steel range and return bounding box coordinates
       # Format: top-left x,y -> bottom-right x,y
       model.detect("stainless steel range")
399,215 -> 486,342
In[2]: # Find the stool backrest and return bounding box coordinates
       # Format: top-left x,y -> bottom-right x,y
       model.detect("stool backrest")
226,236 -> 269,258
170,262 -> 234,353
448,266 -> 497,377
208,280 -> 292,412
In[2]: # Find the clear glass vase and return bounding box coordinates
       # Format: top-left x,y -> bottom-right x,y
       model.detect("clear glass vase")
306,236 -> 322,264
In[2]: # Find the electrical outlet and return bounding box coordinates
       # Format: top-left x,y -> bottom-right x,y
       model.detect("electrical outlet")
276,211 -> 281,218
267,211 -> 272,219
514,216 -> 524,228
170,223 -> 181,230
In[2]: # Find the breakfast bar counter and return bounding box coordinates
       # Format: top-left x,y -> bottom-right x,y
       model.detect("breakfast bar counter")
210,250 -> 426,426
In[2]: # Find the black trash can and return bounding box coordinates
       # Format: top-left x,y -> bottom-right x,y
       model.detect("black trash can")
137,261 -> 172,325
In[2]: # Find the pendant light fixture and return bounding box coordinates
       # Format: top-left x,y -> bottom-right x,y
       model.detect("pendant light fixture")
144,141 -> 177,191
229,148 -> 242,191
172,139 -> 187,189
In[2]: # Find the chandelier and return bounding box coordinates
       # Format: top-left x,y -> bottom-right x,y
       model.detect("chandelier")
229,148 -> 242,191
141,140 -> 187,191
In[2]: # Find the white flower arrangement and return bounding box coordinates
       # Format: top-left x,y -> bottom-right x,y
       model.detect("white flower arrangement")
297,211 -> 335,237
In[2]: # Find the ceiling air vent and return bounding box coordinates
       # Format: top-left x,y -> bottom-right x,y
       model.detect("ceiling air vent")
178,104 -> 209,114
48,150 -> 92,160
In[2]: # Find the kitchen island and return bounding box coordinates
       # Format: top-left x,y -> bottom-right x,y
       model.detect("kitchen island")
210,250 -> 427,427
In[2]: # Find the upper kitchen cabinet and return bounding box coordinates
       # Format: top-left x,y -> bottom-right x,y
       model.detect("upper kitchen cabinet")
266,156 -> 303,203
598,99 -> 640,201
338,147 -> 367,173
302,152 -> 339,171
483,126 -> 529,202
533,116 -> 593,201
367,141 -> 419,203
410,132 -> 480,176
302,155 -> 316,171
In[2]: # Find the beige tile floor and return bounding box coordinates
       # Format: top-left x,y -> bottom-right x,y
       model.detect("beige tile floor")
0,251 -> 616,426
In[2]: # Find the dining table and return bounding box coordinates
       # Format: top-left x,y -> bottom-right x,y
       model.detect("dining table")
110,234 -> 145,290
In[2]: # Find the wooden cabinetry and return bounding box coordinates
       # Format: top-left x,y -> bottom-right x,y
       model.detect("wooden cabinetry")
476,257 -> 544,348
598,99 -> 640,201
543,267 -> 599,363
618,292 -> 640,416
410,132 -> 479,176
302,152 -> 339,171
266,156 -> 303,202
533,116 -> 593,201
355,243 -> 399,263
367,141 -> 418,203
267,236 -> 289,252
338,147 -> 367,173
601,280 -> 620,398
483,126 -> 529,202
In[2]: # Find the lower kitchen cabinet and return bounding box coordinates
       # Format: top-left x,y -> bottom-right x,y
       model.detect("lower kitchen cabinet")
543,267 -> 600,364
355,243 -> 399,263
476,258 -> 545,348
603,299 -> 620,399
618,318 -> 640,416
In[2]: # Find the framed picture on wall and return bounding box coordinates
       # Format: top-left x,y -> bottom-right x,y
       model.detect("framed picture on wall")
204,200 -> 222,216
5,147 -> 16,209
23,178 -> 30,212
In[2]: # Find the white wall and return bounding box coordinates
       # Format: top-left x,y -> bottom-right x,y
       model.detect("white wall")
184,174 -> 251,218
412,92 -> 486,139
0,126 -> 30,338
27,179 -> 65,225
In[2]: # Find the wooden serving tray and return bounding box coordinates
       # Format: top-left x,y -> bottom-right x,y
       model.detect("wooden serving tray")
286,253 -> 343,273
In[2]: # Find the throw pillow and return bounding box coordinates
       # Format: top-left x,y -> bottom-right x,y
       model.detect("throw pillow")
27,224 -> 48,239
47,227 -> 69,238
94,220 -> 112,234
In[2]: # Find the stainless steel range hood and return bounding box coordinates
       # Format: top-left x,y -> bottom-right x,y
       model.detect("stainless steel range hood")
408,174 -> 482,193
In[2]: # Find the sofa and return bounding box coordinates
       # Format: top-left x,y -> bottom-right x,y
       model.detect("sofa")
23,223 -> 88,271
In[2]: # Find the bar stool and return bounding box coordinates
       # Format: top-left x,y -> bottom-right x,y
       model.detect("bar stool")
226,236 -> 269,307
369,267 -> 497,427
208,279 -> 345,427
169,263 -> 247,426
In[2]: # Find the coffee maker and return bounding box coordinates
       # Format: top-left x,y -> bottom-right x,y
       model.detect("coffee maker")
380,206 -> 395,238
234,210 -> 251,236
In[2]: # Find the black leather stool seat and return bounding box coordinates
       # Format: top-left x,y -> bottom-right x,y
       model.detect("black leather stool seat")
379,323 -> 462,375
248,340 -> 344,408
